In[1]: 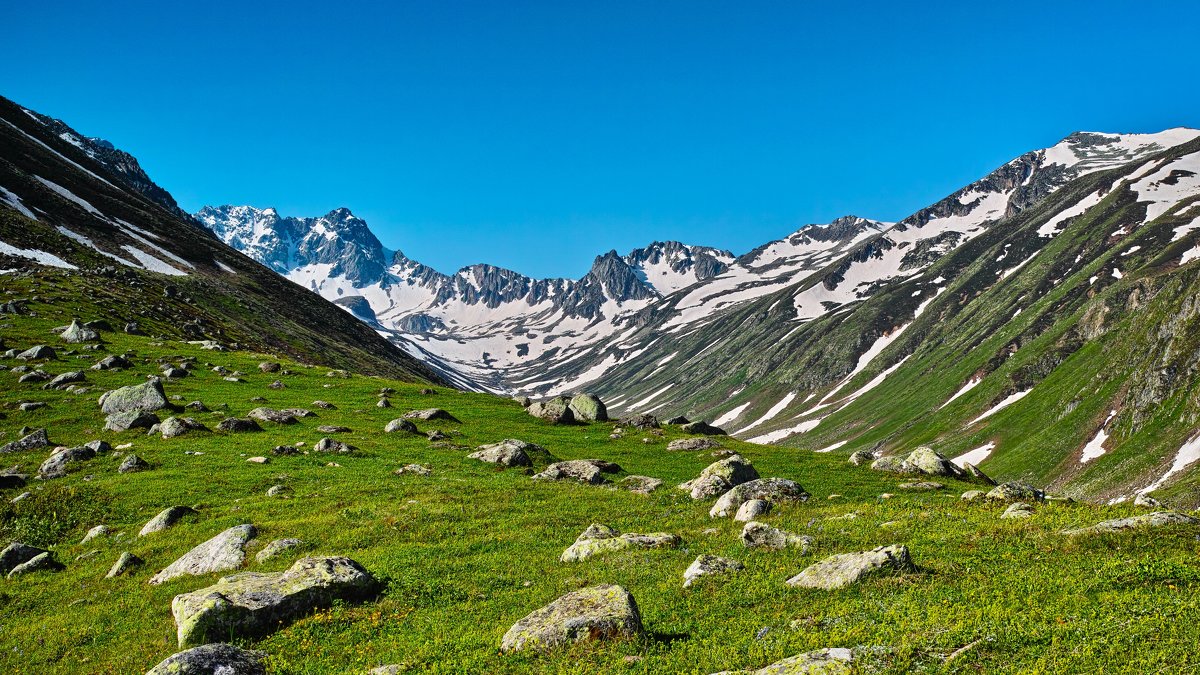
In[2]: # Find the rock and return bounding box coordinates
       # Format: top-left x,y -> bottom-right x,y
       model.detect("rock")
667,437 -> 724,451
1001,502 -> 1034,519
313,437 -> 356,454
500,584 -> 643,652
1062,511 -> 1200,536
123,322 -> 141,335
402,408 -> 459,422
312,400 -> 336,409
265,485 -> 289,497
0,428 -> 50,453
962,462 -> 997,485
369,667 -> 402,675
785,545 -> 914,590
683,554 -> 744,588
664,415 -> 690,425
106,551 -> 143,578
740,521 -> 810,551
7,550 -> 63,577
618,475 -> 662,494
162,367 -> 189,379
258,362 -> 281,373
680,454 -> 760,500
533,459 -> 622,485
105,410 -> 161,432
468,439 -> 538,467
11,492 -> 31,503
568,393 -> 608,422
144,643 -> 267,675
560,523 -> 680,562
681,421 -> 726,435
172,556 -> 379,647
139,506 -> 199,536
39,441 -> 106,479
376,398 -> 392,408
899,481 -> 944,490
268,380 -> 286,390
81,525 -> 109,544
0,474 -> 25,490
906,446 -> 967,477
316,425 -> 351,433
710,478 -> 809,518
384,418 -> 418,433
185,401 -> 209,412
98,378 -> 168,415
18,370 -> 50,384
271,445 -> 299,456
246,457 -> 269,464
16,345 -> 56,361
0,542 -> 49,574
426,430 -> 447,442
43,370 -> 85,389
619,414 -> 659,430
960,490 -> 986,501
734,499 -> 772,522
255,538 -> 303,563
394,464 -> 432,477
717,648 -> 864,675
247,407 -> 298,425
91,354 -> 133,370
512,396 -> 531,407
281,408 -> 315,418
216,418 -> 263,433
18,401 -> 46,412
161,417 -> 208,439
150,524 -> 257,585
61,319 -> 100,343
1134,493 -> 1162,508
527,397 -> 575,424
985,481 -> 1045,503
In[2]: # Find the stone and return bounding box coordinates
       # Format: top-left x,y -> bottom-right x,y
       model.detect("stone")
172,556 -> 379,648
106,551 -> 144,578
61,319 -> 100,343
281,408 -> 315,418
716,648 -> 863,675
618,475 -> 663,494
313,437 -> 356,454
185,401 -> 209,412
740,521 -> 810,551
246,457 -> 269,464
150,524 -> 257,585
91,354 -> 133,370
962,462 -> 997,485
683,554 -> 744,588
734,499 -> 772,522
500,584 -> 643,652
312,400 -> 336,409
266,485 -> 289,497
0,542 -> 49,574
785,545 -> 914,590
899,481 -> 944,490
532,459 -> 621,485
18,402 -> 46,412
1134,493 -> 1162,508
271,446 -> 299,456
664,415 -> 690,425
255,538 -> 304,563
0,428 -> 50,453
139,506 -> 199,536
1062,511 -> 1200,536
402,408 -> 459,422
376,398 -> 392,408
394,464 -> 432,477
568,393 -> 608,422
98,378 -> 168,415
1001,502 -> 1035,519
247,407 -> 298,425
560,524 -> 680,562
16,345 -> 56,361
105,410 -> 161,432
38,441 -> 106,479
619,414 -> 659,430
216,418 -> 263,433
681,421 -> 726,435
258,362 -> 281,373
468,439 -> 538,467
906,446 -> 968,477
162,367 -> 189,379
427,430 -> 447,442
18,370 -> 50,384
960,490 -> 986,501
81,525 -> 109,544
384,418 -> 418,433
0,474 -> 26,490
11,492 -> 32,503
144,643 -> 267,675
316,425 -> 351,433
512,396 -> 531,407
43,370 -> 85,389
7,550 -> 63,577
985,481 -> 1045,503
160,417 -> 208,439
268,380 -> 286,390
667,437 -> 725,451
526,397 -> 575,424
680,454 -> 760,500
710,478 -> 809,518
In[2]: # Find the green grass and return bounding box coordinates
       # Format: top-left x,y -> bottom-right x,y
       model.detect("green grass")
2,285 -> 1200,674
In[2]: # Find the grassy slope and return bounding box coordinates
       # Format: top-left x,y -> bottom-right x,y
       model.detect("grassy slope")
2,279 -> 1200,674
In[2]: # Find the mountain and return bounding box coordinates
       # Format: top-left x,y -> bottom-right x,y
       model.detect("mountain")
0,95 -> 443,384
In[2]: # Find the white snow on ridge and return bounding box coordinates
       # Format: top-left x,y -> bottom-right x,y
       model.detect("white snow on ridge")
0,186 -> 36,220
1080,410 -> 1117,464
747,416 -> 825,444
1041,128 -> 1200,175
737,392 -> 797,434
1130,150 -> 1200,223
969,390 -> 1030,424
629,383 -> 674,411
713,401 -> 753,427
33,175 -> 103,217
0,239 -> 77,269
940,377 -> 981,409
814,440 -> 848,453
954,442 -> 995,467
119,245 -> 187,276
1139,433 -> 1200,494
1037,190 -> 1105,237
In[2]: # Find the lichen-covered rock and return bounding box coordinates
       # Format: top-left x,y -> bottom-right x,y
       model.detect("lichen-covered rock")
394,464 -> 432,476
7,550 -> 64,577
847,450 -> 875,466
106,410 -> 161,432
714,647 -> 863,675
0,428 -> 50,453
150,524 -> 257,585
560,524 -> 680,562
60,319 -> 100,344
1061,511 -> 1200,536
872,446 -> 967,479
118,454 -> 150,474
740,521 -> 810,551
144,643 -> 267,675
216,418 -> 263,433
960,490 -> 986,501
172,556 -> 379,647
533,459 -> 621,485
500,584 -> 643,652
869,455 -> 915,473
899,481 -> 944,491
258,362 -> 281,373
402,408 -> 460,422
680,454 -> 759,500
1001,502 -> 1034,519
785,545 -> 914,590
106,551 -> 144,578
527,398 -> 575,424
255,538 -> 304,563
99,379 -> 168,415
43,370 -> 86,390
139,506 -> 199,536
16,345 -> 56,361
0,542 -> 49,574
92,354 -> 133,370
734,499 -> 773,522
710,478 -> 809,518
38,441 -> 107,479
985,481 -> 1045,503
247,407 -> 298,425
618,475 -> 663,494
683,554 -> 744,588
962,462 -> 997,485
619,414 -> 659,430
81,525 -> 109,544
160,417 -> 209,439
568,393 -> 608,422
667,437 -> 725,451
384,418 -> 419,433
681,421 -> 726,436
1134,493 -> 1162,508
468,439 -> 537,467
316,425 -> 351,434
313,438 -> 357,454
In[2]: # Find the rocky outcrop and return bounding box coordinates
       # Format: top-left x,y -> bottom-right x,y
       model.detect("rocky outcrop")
679,455 -> 759,500
99,379 -> 168,415
1062,511 -> 1200,536
567,393 -> 608,422
144,643 -> 267,675
559,524 -> 679,562
785,545 -> 914,590
710,478 -> 809,518
533,459 -> 621,485
150,524 -> 256,585
681,421 -> 726,436
500,585 -> 643,652
0,428 -> 50,453
985,481 -> 1045,503
468,439 -> 539,467
870,446 -> 968,479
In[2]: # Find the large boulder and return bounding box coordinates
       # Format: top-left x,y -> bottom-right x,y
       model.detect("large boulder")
1062,511 -> 1200,536
60,319 -> 100,343
402,408 -> 460,422
216,418 -> 262,433
150,524 -> 257,585
38,441 -> 108,479
985,481 -> 1045,503
468,439 -> 538,467
0,428 -> 50,453
105,410 -> 161,432
568,393 -> 608,422
172,556 -> 379,648
247,407 -> 298,425
0,542 -> 49,575
139,506 -> 199,536
683,554 -> 744,588
7,550 -> 63,577
785,544 -> 914,590
144,643 -> 267,675
16,345 -> 56,361
710,478 -> 809,518
384,418 -> 418,433
99,379 -> 168,415
500,584 -> 643,653
681,420 -> 727,436
667,437 -> 724,451
679,455 -> 759,500
740,521 -> 811,551
527,398 -> 575,424
871,446 -> 967,479
313,437 -> 357,454
847,450 -> 875,466
160,417 -> 209,439
533,459 -> 621,485
43,371 -> 86,390
559,524 -> 680,562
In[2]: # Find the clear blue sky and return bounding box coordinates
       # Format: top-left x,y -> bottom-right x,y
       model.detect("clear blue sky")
4,1 -> 1197,278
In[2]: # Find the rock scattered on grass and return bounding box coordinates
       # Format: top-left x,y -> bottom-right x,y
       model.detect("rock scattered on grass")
313,437 -> 357,454
99,378 -> 168,415
985,481 -> 1045,503
139,506 -> 199,536
500,584 -> 643,653
403,408 -> 460,422
0,428 -> 50,453
106,551 -> 143,578
683,554 -> 744,588
255,538 -> 304,563
216,418 -> 263,433
681,420 -> 726,436
560,523 -> 680,562
106,410 -> 161,432
1001,502 -> 1034,519
785,544 -> 914,590
150,524 -> 256,585
618,475 -> 663,494
710,478 -> 809,518
0,542 -> 49,575
1061,511 -> 1200,536
384,418 -> 418,433
533,459 -> 621,485
734,499 -> 771,522
468,439 -> 538,467
680,454 -> 759,500
740,521 -> 810,551
145,643 -> 266,675
667,437 -> 724,451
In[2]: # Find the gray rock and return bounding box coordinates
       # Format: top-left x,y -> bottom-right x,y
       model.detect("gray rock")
681,421 -> 726,436
144,643 -> 267,675
271,446 -> 299,456
740,521 -> 810,551
985,481 -> 1045,503
312,400 -> 336,409
80,525 -> 109,544
119,454 -> 151,473
139,506 -> 199,536
99,378 -> 168,415
150,524 -> 257,585
106,551 -> 144,578
568,393 -> 608,422
1134,493 -> 1162,508
847,450 -> 875,466
899,481 -> 944,491
38,442 -> 104,479
18,370 -> 50,383
258,362 -> 281,373
105,410 -> 161,432
960,490 -> 986,501
313,437 -> 357,454
160,417 -> 208,439
162,367 -> 189,379
280,408 -> 315,418
43,370 -> 85,389
92,354 -> 132,370
667,437 -> 725,451
533,459 -> 621,485
216,418 -> 262,433
715,648 -> 862,675
376,398 -> 392,409
10,492 -> 31,503
962,462 -> 997,485
61,319 -> 99,343
1001,502 -> 1035,519
527,397 -> 575,424
500,584 -> 643,652
7,550 -> 63,577
16,345 -> 56,361
680,454 -> 759,500
247,407 -> 298,425
402,408 -> 460,422
171,556 -> 379,647
710,478 -> 809,518
0,541 -> 49,574
560,523 -> 680,562
255,538 -> 304,563
618,475 -> 663,494
1062,511 -> 1200,536
18,402 -> 46,412
316,425 -> 351,433
619,414 -> 659,430
265,485 -> 289,497
468,439 -> 538,467
394,464 -> 432,477
664,416 -> 690,425
734,499 -> 772,522
683,554 -> 744,588
0,428 -> 50,453
384,418 -> 418,433
785,544 -> 914,590
872,446 -> 967,479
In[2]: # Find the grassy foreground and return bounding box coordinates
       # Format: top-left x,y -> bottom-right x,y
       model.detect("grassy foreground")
1,288 -> 1199,674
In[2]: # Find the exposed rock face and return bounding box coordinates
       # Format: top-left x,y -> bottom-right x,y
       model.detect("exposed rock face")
139,506 -> 199,536
683,554 -> 744,588
500,584 -> 643,653
667,437 -> 724,451
172,556 -> 379,648
710,478 -> 809,518
847,450 -> 874,466
740,521 -> 810,551
144,643 -> 267,675
533,459 -> 622,485
99,379 -> 168,415
385,418 -> 418,433
0,428 -> 50,453
105,410 -> 161,432
0,542 -> 49,575
403,408 -> 460,422
467,439 -> 538,467
1062,511 -> 1200,536
785,545 -> 914,590
150,524 -> 257,585
680,455 -> 759,500
986,481 -> 1045,503
559,524 -> 680,562
567,393 -> 608,422
681,421 -> 726,436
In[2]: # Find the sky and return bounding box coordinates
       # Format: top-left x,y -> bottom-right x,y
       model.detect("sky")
4,1 -> 1199,279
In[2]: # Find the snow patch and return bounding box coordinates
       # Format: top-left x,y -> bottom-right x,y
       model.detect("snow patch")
953,442 -> 995,467
969,390 -> 1030,424
0,239 -> 77,269
1139,433 -> 1200,494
